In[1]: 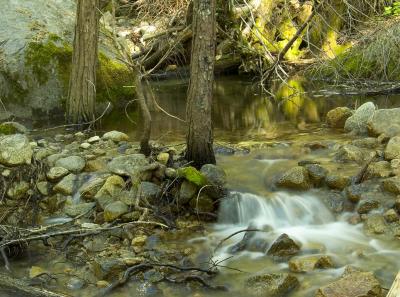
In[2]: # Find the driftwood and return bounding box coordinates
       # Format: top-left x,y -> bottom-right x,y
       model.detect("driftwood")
387,271 -> 400,297
0,273 -> 70,297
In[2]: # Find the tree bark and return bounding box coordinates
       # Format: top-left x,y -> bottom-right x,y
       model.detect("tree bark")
67,0 -> 100,125
185,0 -> 217,168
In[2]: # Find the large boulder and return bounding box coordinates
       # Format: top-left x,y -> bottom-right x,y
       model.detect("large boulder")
315,270 -> 383,297
385,136 -> 400,160
368,108 -> 400,137
326,107 -> 353,128
344,102 -> 376,135
245,273 -> 299,297
333,144 -> 367,164
0,134 -> 33,166
0,0 -> 132,121
275,167 -> 311,190
0,122 -> 28,135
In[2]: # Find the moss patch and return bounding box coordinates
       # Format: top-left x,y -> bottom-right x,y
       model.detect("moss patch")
177,167 -> 208,187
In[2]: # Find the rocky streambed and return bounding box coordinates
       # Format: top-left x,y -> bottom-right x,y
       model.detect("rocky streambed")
0,102 -> 400,297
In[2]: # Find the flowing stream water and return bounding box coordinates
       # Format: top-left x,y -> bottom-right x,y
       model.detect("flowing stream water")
2,76 -> 400,296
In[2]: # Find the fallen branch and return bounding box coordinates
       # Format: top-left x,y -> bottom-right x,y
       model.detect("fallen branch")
0,273 -> 70,297
214,228 -> 261,253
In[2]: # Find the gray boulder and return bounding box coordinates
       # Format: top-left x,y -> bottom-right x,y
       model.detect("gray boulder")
0,134 -> 33,166
138,181 -> 161,204
104,201 -> 129,222
368,108 -> 400,137
53,174 -> 77,195
344,102 -> 376,135
55,155 -> 85,173
0,122 -> 28,134
47,167 -> 69,181
179,180 -> 198,205
107,154 -> 148,177
65,202 -> 95,217
334,144 -> 367,164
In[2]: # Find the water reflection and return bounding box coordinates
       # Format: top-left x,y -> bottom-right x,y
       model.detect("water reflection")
3,76 -> 400,141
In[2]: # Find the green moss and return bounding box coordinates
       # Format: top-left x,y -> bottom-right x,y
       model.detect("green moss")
24,36 -> 134,103
177,167 -> 208,187
0,124 -> 17,135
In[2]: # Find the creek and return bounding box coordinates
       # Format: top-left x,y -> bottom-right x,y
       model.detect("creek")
1,76 -> 400,297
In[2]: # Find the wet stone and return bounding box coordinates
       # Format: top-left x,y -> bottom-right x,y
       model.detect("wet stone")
346,184 -> 363,203
53,174 -> 77,196
179,180 -> 197,205
324,192 -> 345,213
289,255 -> 334,273
245,273 -> 299,297
326,107 -> 353,128
382,177 -> 400,195
65,202 -> 95,217
357,200 -> 380,214
102,130 -> 129,142
383,209 -> 399,223
55,155 -> 85,173
276,166 -> 311,190
267,234 -> 300,259
326,174 -> 350,190
385,136 -> 400,160
47,167 -> 70,181
364,214 -> 387,234
91,257 -> 127,280
305,164 -> 328,187
104,201 -> 129,222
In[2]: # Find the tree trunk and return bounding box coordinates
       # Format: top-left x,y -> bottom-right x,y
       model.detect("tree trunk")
67,0 -> 99,125
185,0 -> 216,168
134,72 -> 152,156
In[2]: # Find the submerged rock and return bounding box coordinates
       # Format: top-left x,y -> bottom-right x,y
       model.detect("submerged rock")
267,234 -> 300,258
326,107 -> 353,128
289,255 -> 334,273
368,108 -> 400,137
245,273 -> 299,297
384,209 -> 399,223
364,214 -> 387,234
344,102 -> 376,135
0,134 -> 33,166
276,166 -> 311,190
315,270 -> 383,297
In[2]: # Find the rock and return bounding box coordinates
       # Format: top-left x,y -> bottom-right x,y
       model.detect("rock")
394,198 -> 400,213
79,176 -> 107,199
91,257 -> 126,280
326,174 -> 350,190
7,181 -> 30,199
85,158 -> 107,172
95,175 -> 125,209
368,108 -> 400,137
47,167 -> 69,181
315,270 -> 383,297
326,107 -> 353,128
346,185 -> 363,203
344,102 -> 376,135
0,122 -> 28,134
107,154 -> 148,177
351,137 -> 379,149
267,234 -> 300,258
55,156 -> 85,173
382,177 -> 400,195
0,134 -> 33,166
385,136 -> 400,160
156,153 -> 170,165
200,164 -> 227,187
131,235 -> 148,247
289,255 -> 334,273
80,142 -> 91,149
245,273 -> 299,297
96,281 -> 109,288
104,201 -> 129,222
357,200 -> 380,214
88,136 -> 100,143
383,209 -> 398,223
304,164 -> 328,187
65,202 -> 95,217
364,214 -> 387,234
366,161 -> 392,179
276,167 -> 311,190
29,266 -> 46,279
66,277 -> 86,290
165,168 -> 177,178
189,193 -> 214,212
102,131 -> 129,142
36,181 -> 50,196
179,180 -> 198,205
53,174 -> 77,195
138,182 -> 161,204
334,145 -> 366,163
324,192 -> 345,213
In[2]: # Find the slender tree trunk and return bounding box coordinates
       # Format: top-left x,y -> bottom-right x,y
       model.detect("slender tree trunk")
67,0 -> 99,125
185,0 -> 216,168
134,71 -> 152,156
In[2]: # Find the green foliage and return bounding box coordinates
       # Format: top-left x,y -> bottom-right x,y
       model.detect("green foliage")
384,1 -> 400,16
177,167 -> 208,187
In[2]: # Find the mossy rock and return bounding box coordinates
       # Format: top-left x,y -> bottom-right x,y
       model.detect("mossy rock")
177,166 -> 208,187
